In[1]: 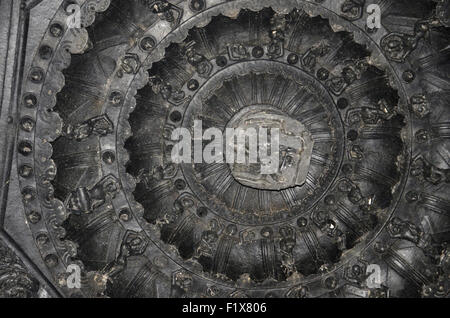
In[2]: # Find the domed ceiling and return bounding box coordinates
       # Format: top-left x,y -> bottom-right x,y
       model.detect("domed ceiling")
0,0 -> 449,298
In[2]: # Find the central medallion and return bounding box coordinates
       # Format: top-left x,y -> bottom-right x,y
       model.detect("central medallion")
226,105 -> 314,190
179,59 -> 344,224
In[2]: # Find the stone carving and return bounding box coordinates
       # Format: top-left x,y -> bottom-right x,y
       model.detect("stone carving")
326,59 -> 368,95
144,0 -> 183,27
411,157 -> 449,185
226,106 -> 314,190
227,44 -> 250,61
148,75 -> 187,104
380,16 -> 446,63
388,217 -> 438,259
7,0 -> 448,299
182,41 -> 213,78
301,44 -> 329,72
121,53 -> 141,74
0,240 -> 39,298
340,0 -> 365,21
410,94 -> 430,118
103,231 -> 149,277
436,0 -> 450,27
66,175 -> 121,215
268,13 -> 286,59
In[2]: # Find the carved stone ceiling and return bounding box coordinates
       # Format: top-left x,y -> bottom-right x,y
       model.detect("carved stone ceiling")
0,0 -> 449,298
